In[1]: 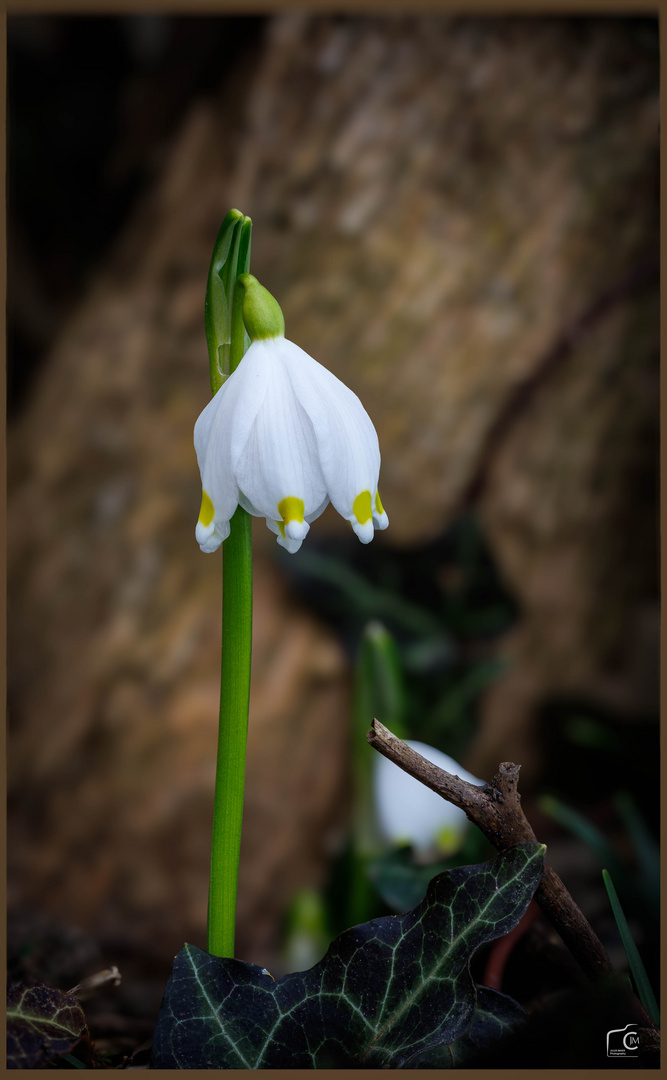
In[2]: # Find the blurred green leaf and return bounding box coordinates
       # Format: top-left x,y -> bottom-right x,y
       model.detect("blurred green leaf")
368,847 -> 454,913
539,794 -> 658,928
425,658 -> 507,734
438,514 -> 518,638
613,791 -> 660,912
563,716 -> 625,753
355,621 -> 408,740
602,869 -> 660,1027
368,825 -> 490,914
283,889 -> 330,973
349,621 -> 408,926
456,819 -> 493,864
296,549 -> 455,648
403,635 -> 456,673
60,1053 -> 88,1068
538,795 -> 627,882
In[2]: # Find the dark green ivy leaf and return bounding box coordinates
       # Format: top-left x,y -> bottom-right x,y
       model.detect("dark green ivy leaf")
410,985 -> 527,1067
7,983 -> 89,1069
153,843 -> 544,1069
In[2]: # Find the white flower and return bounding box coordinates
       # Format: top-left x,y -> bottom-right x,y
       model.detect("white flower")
194,332 -> 388,555
374,741 -> 483,857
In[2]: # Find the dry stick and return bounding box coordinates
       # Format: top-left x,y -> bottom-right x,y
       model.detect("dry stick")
367,719 -> 615,984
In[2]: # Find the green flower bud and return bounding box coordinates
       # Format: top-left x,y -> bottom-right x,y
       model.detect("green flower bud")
237,273 -> 285,341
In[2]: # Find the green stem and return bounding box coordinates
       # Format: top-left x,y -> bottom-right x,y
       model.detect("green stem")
208,504 -> 253,957
206,213 -> 253,958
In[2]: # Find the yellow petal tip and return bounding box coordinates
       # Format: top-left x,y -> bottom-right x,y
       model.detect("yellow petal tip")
353,490 -> 372,524
278,496 -> 305,524
199,491 -> 215,527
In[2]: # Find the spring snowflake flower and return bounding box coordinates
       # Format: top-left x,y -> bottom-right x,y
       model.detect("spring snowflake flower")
195,274 -> 388,554
374,741 -> 483,857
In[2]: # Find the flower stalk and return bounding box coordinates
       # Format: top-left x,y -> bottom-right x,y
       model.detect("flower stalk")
198,209 -> 388,955
205,210 -> 253,958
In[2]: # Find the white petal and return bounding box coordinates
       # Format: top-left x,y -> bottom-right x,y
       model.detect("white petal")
277,533 -> 304,554
279,339 -> 382,539
285,517 -> 309,541
237,491 -> 263,517
372,491 -> 389,532
305,496 -> 330,524
194,392 -> 238,534
193,341 -> 273,545
374,741 -> 483,855
266,517 -> 304,554
234,340 -> 327,521
195,518 -> 230,553
353,519 -> 374,544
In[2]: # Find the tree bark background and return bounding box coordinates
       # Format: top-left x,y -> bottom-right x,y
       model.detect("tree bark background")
8,13 -> 658,993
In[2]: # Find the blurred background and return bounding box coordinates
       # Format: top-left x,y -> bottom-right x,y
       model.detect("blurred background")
7,12 -> 659,1064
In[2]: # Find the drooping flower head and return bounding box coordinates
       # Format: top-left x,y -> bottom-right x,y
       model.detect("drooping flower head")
374,741 -> 483,857
195,274 -> 388,554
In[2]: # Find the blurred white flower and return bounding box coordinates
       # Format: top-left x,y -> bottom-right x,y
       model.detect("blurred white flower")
374,741 -> 483,857
194,277 -> 388,555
